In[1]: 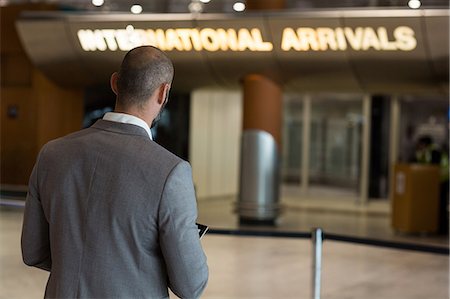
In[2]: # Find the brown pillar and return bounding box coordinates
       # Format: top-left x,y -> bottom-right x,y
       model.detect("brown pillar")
242,74 -> 282,149
246,0 -> 286,11
237,1 -> 285,225
242,0 -> 285,146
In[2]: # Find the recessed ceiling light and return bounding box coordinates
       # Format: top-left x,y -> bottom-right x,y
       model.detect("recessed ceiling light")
408,0 -> 421,9
126,25 -> 134,32
200,0 -> 211,3
92,0 -> 104,7
188,1 -> 203,13
131,4 -> 143,14
233,2 -> 245,12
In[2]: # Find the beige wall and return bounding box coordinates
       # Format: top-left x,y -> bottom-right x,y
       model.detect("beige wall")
1,4 -> 83,185
190,89 -> 242,199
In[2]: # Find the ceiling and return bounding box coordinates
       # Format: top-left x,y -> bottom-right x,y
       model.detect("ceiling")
17,8 -> 449,94
1,0 -> 449,13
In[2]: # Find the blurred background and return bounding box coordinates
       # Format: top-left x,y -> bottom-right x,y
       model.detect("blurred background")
1,0 -> 449,298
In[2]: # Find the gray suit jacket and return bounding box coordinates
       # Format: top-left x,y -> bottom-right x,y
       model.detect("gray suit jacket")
21,120 -> 208,299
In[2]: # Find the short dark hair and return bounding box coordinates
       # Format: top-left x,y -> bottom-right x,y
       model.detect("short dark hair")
116,46 -> 174,108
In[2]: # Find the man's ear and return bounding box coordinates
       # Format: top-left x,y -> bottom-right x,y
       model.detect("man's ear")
110,72 -> 119,95
157,83 -> 170,105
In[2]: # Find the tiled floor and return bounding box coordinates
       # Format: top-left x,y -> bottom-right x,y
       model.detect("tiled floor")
197,195 -> 449,248
1,207 -> 449,299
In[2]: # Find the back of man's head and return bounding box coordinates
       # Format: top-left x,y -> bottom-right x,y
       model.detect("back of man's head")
116,46 -> 174,108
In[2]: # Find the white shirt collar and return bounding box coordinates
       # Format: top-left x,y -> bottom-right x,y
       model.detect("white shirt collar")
103,112 -> 153,140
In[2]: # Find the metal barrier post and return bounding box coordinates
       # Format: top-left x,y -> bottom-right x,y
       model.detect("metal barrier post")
312,228 -> 323,299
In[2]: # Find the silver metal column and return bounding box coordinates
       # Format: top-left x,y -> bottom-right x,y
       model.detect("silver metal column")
238,130 -> 280,224
312,228 -> 323,299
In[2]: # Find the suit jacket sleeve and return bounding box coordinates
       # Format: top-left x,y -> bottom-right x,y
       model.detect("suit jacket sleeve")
158,161 -> 208,299
21,147 -> 52,271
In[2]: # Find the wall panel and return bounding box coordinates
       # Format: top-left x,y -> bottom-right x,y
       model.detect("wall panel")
190,89 -> 242,199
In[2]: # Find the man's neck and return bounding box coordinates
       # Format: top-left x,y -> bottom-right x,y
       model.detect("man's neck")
114,106 -> 153,129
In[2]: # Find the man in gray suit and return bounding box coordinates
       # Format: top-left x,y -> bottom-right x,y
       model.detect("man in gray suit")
21,46 -> 208,299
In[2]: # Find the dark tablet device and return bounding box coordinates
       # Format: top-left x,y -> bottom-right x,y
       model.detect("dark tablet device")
196,223 -> 209,239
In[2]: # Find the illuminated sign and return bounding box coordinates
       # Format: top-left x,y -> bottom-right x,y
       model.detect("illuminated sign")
78,28 -> 272,52
281,26 -> 416,51
77,26 -> 417,52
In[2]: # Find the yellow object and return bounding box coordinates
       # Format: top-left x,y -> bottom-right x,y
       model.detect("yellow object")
391,164 -> 440,233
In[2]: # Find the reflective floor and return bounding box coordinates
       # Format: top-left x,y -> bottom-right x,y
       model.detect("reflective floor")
1,207 -> 449,299
197,194 -> 449,248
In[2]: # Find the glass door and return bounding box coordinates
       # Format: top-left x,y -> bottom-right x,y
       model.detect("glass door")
282,96 -> 303,185
309,95 -> 363,195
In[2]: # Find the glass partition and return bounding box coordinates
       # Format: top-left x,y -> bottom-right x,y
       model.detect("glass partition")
309,95 -> 363,194
399,96 -> 449,163
282,96 -> 303,184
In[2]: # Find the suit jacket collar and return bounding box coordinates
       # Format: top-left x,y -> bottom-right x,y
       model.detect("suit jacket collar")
91,119 -> 151,139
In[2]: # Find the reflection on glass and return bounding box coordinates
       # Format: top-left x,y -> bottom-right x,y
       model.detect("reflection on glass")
282,94 -> 363,195
399,96 -> 449,163
282,96 -> 303,184
309,96 -> 362,193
